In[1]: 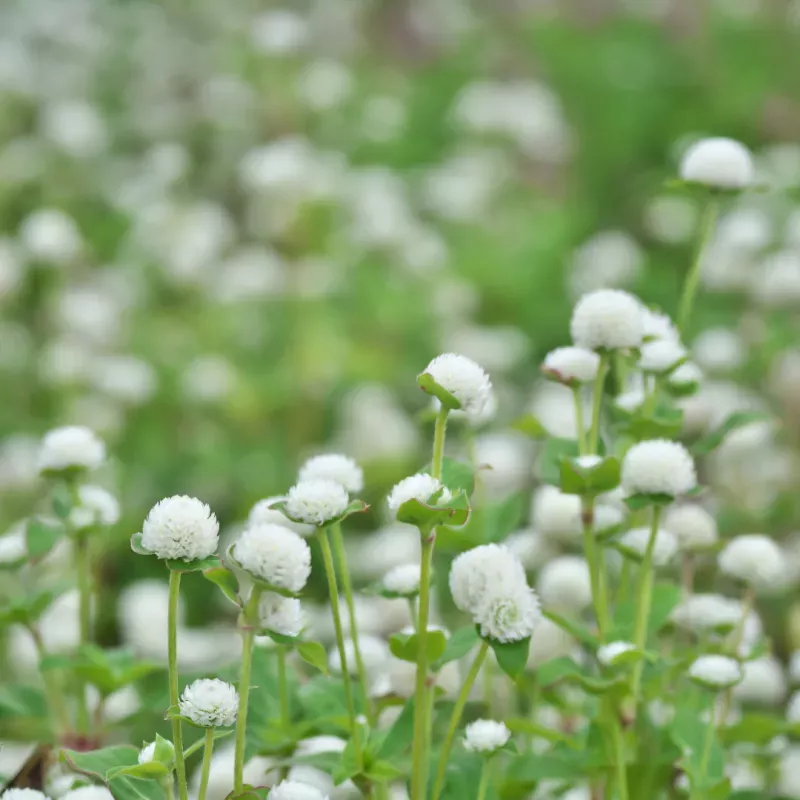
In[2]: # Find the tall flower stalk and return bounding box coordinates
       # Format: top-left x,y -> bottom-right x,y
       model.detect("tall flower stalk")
168,570 -> 189,800
233,587 -> 261,792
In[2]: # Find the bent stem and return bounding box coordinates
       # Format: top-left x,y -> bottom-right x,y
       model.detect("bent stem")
431,640 -> 490,800
168,570 -> 189,800
75,532 -> 92,735
678,199 -> 718,335
197,727 -> 215,800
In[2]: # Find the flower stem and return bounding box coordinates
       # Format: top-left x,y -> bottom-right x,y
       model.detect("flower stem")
75,532 -> 92,735
162,777 -> 175,800
29,626 -> 70,735
330,521 -> 372,723
168,570 -> 189,800
588,354 -> 608,455
233,586 -> 262,793
431,640 -> 489,800
678,199 -> 718,335
476,760 -> 490,800
581,500 -> 609,638
718,585 -> 755,725
693,706 -> 718,800
608,703 -> 629,800
573,387 -> 587,455
432,406 -> 449,480
277,647 -> 290,728
318,527 -> 363,768
197,728 -> 215,800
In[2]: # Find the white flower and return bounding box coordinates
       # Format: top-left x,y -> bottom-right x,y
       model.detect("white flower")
140,496 -> 219,561
619,527 -> 678,566
536,556 -> 592,612
329,634 -> 390,676
718,534 -> 785,589
387,473 -> 452,512
19,208 -> 81,264
232,525 -> 311,593
668,362 -> 702,389
679,137 -> 754,189
422,353 -> 493,418
595,503 -> 625,532
138,741 -> 158,763
671,593 -> 743,633
734,656 -> 787,707
69,484 -> 120,530
689,655 -> 743,689
569,289 -> 644,351
284,480 -> 349,526
541,347 -> 600,385
638,340 -> 687,374
463,719 -> 511,753
248,496 -> 314,537
641,307 -> 679,342
298,454 -> 363,495
62,787 -> 114,800
474,583 -> 541,643
597,641 -> 636,666
381,564 -> 421,596
268,781 -> 328,800
788,691 -> 800,724
37,425 -> 105,474
0,791 -> 52,800
449,544 -> 527,614
663,504 -> 717,551
259,592 -> 303,637
179,678 -> 238,727
531,485 -> 582,542
621,439 -> 696,498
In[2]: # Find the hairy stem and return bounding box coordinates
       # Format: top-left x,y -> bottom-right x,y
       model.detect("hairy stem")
168,570 -> 188,800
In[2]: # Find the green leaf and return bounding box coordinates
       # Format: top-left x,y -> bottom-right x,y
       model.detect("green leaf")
296,641 -> 328,674
511,414 -> 548,439
389,630 -> 447,664
417,372 -> 461,410
165,555 -> 222,573
623,492 -> 675,510
433,626 -> 479,669
721,714 -> 787,747
51,483 -> 74,519
106,762 -> 169,780
396,490 -> 470,530
130,532 -> 152,556
0,684 -> 47,719
487,636 -> 530,679
539,438 -> 580,486
692,411 -> 772,457
365,760 -> 405,781
482,493 -> 525,543
542,610 -> 599,648
507,750 -> 593,781
504,717 -> 578,746
440,458 -> 475,494
26,517 -> 64,560
536,657 -> 582,688
377,697 -> 415,759
670,704 -> 725,788
622,408 -> 684,441
202,566 -> 241,606
331,737 -> 360,784
62,746 -> 165,800
611,583 -> 680,642
559,456 -> 620,497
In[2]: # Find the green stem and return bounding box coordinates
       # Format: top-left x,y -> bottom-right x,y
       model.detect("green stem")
432,407 -> 449,480
476,760 -> 490,800
718,586 -> 755,725
588,354 -> 609,455
162,777 -> 175,800
277,647 -> 290,728
318,527 -> 363,767
617,560 -> 631,606
29,626 -> 70,735
197,728 -> 214,800
233,587 -> 262,793
168,570 -> 188,800
407,598 -> 417,631
693,708 -> 717,800
609,704 -> 629,800
75,532 -> 92,735
678,199 -> 718,335
581,500 -> 609,638
330,522 -> 372,723
573,387 -> 587,455
431,641 -> 490,800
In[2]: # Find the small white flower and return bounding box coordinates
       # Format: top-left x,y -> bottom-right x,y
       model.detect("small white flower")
536,556 -> 592,612
232,524 -> 311,593
718,534 -> 785,589
284,480 -> 349,526
62,787 -> 114,800
0,526 -> 26,564
638,340 -> 687,374
463,719 -> 511,753
615,389 -> 645,413
679,137 -> 754,190
248,496 -> 314,537
140,496 -> 219,561
179,678 -> 238,727
595,503 -> 625,532
542,346 -> 600,385
570,289 -> 644,351
20,208 -> 81,264
641,307 -> 679,342
671,593 -> 743,633
37,425 -> 105,474
298,454 -> 363,494
387,473 -> 452,512
268,781 -> 328,800
328,634 -> 390,676
788,691 -> 800,724
734,656 -> 787,707
531,485 -> 582,542
422,353 -> 493,418
668,362 -> 702,390
689,655 -> 743,690
474,583 -> 541,643
138,742 -> 157,764
597,641 -> 636,666
449,544 -> 527,614
621,439 -> 696,498
381,563 -> 421,596
69,484 -> 120,530
619,527 -> 678,566
259,592 -> 303,637
664,504 -> 718,551
0,791 -> 52,800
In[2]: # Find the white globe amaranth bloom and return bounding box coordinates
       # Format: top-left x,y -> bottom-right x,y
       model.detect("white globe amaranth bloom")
531,485 -> 582,542
689,655 -> 743,690
668,362 -> 703,390
638,340 -> 687,374
233,524 -> 311,593
474,582 -> 541,643
249,496 -> 314,537
671,593 -> 743,634
138,742 -> 157,764
641,307 -> 679,342
620,527 -> 678,567
541,346 -> 600,385
621,439 -> 696,498
328,633 -> 390,676
597,641 -> 636,666
62,788 -> 114,800
569,289 -> 644,351
268,781 -> 328,800
179,678 -> 238,727
69,484 -> 120,530
387,473 -> 452,512
663,504 -> 718,551
259,592 -> 303,637
422,352 -> 493,418
381,563 -> 421,596
284,480 -> 349,526
140,496 -> 219,561
734,655 -> 787,707
37,425 -> 105,474
298,454 -> 363,495
788,691 -> 800,724
463,719 -> 511,753
718,534 -> 785,589
449,544 -> 527,615
679,137 -> 754,190
536,556 -> 592,612
0,792 -> 53,800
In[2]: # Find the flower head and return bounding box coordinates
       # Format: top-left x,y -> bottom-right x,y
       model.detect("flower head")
422,353 -> 493,418
638,340 -> 687,374
387,473 -> 451,512
664,504 -> 717,551
138,742 -> 157,764
284,480 -> 349,526
671,593 -> 743,634
62,788 -> 114,800
140,496 -> 219,561
232,524 -> 311,593
37,425 -> 105,474
1,791 -> 52,800
541,346 -> 600,385
474,582 -> 541,643
381,563 -> 421,596
689,655 -> 743,690
179,678 -> 238,727
249,496 -> 314,537
531,485 -> 582,542
463,719 -> 511,753
718,534 -> 784,590
259,591 -> 303,637
668,362 -> 702,390
570,289 -> 644,351
621,439 -> 696,498
268,781 -> 328,800
449,544 -> 527,615
679,137 -> 754,190
298,454 -> 363,495
620,526 -> 678,567
69,484 -> 120,530
536,556 -> 592,612
597,641 -> 636,666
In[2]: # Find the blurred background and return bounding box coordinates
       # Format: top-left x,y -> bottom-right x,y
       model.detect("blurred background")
2,0 -> 800,644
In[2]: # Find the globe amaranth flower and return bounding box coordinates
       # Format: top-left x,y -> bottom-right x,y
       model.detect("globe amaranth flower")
179,678 -> 238,727
138,742 -> 157,764
62,787 -> 114,800
597,641 -> 637,667
689,655 -> 743,690
474,582 -> 541,643
387,473 -> 452,513
1,791 -> 53,800
463,719 -> 511,753
621,439 -> 696,498
668,362 -> 702,391
663,504 -> 718,551
37,425 -> 105,474
381,563 -> 421,596
298,454 -> 363,495
259,591 -> 303,637
422,352 -> 493,419
249,496 -> 314,537
638,340 -> 687,374
536,556 -> 592,613
530,485 -> 582,543
569,289 -> 644,351
718,534 -> 785,590
679,137 -> 754,190
69,484 -> 120,530
232,524 -> 311,593
140,495 -> 219,561
620,526 -> 678,567
541,346 -> 600,385
268,781 -> 328,800
449,543 -> 527,615
671,593 -> 743,634
284,479 -> 349,526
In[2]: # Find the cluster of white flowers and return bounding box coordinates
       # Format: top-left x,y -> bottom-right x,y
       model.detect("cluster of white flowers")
179,678 -> 239,727
140,495 -> 219,561
718,534 -> 785,589
679,137 -> 754,190
232,524 -> 311,592
597,641 -> 636,666
268,780 -> 328,800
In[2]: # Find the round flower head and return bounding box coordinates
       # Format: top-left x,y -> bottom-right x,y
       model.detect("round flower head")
62,788 -> 114,800
464,719 -> 511,753
69,484 -> 120,530
570,289 -> 644,351
284,480 -> 349,526
449,543 -> 527,614
179,678 -> 238,727
620,526 -> 678,567
381,563 -> 421,596
638,340 -> 687,374
298,454 -> 363,495
642,307 -> 679,342
259,591 -> 303,637
422,353 -> 493,418
597,641 -> 636,667
268,781 -> 328,800
474,583 -> 541,643
671,593 -> 743,634
531,485 -> 582,542
718,534 -> 785,590
541,346 -> 600,385
668,361 -> 702,391
621,439 -> 696,498
387,473 -> 451,513
664,504 -> 718,551
37,425 -> 105,474
140,495 -> 219,561
249,496 -> 314,537
689,654 -> 743,690
536,556 -> 592,613
679,137 -> 754,190
232,524 -> 311,593
1,791 -> 52,800
138,742 -> 156,764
